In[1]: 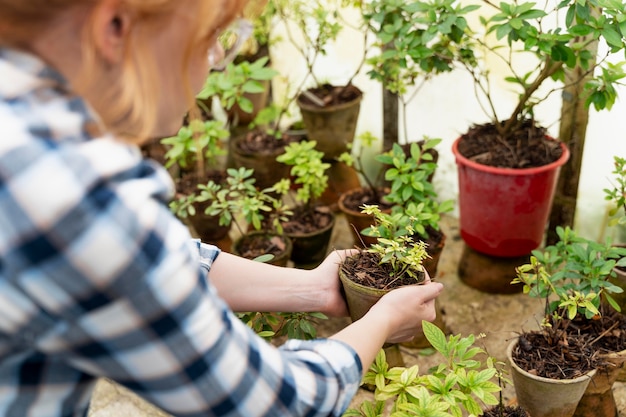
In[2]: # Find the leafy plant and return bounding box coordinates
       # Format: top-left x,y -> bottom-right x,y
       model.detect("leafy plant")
195,167 -> 292,236
374,140 -> 455,240
470,0 -> 625,139
512,226 -> 626,328
363,0 -> 478,142
361,204 -> 430,281
276,140 -> 331,212
238,311 -> 328,341
344,321 -> 501,417
604,155 -> 626,227
160,119 -> 229,178
197,56 -> 279,118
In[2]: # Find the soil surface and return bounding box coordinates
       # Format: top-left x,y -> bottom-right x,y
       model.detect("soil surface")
341,187 -> 393,213
483,405 -> 529,417
298,83 -> 363,107
457,121 -> 563,169
235,233 -> 288,260
235,129 -> 298,155
282,205 -> 334,235
511,307 -> 626,380
340,250 -> 426,290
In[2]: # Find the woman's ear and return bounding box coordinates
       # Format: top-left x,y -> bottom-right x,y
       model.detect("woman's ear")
91,0 -> 131,64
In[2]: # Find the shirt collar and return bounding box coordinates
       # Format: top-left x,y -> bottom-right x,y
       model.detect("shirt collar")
0,47 -> 70,100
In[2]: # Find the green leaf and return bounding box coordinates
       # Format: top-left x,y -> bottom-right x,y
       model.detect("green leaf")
422,321 -> 447,354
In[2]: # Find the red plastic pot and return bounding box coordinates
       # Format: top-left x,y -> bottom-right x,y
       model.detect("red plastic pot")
452,137 -> 570,257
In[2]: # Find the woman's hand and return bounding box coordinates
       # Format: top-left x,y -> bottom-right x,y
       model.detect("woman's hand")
308,249 -> 358,318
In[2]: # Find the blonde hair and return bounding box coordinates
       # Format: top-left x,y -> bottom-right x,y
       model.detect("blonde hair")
0,0 -> 246,143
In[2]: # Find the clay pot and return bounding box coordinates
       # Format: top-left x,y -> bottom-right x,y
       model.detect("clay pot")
507,339 -> 596,417
285,212 -> 336,269
452,137 -> 569,257
573,349 -> 626,417
229,133 -> 290,190
297,89 -> 362,160
231,231 -> 293,267
337,187 -> 391,248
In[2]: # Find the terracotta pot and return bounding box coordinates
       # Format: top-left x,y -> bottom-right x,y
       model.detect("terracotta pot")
229,134 -> 290,190
319,161 -> 361,210
231,231 -> 293,267
337,187 -> 391,248
507,339 -> 596,417
402,231 -> 447,349
452,137 -> 569,257
297,91 -> 362,160
338,263 -> 427,367
285,212 -> 336,269
573,348 -> 626,417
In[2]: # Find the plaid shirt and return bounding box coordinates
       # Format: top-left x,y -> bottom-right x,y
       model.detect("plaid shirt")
0,47 -> 362,417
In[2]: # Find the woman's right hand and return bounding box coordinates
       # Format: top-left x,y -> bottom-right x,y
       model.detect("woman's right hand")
366,281 -> 444,344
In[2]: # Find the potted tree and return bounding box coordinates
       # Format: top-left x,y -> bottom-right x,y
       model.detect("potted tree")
273,0 -> 367,161
275,140 -> 336,268
509,226 -> 626,417
343,321 -> 502,417
438,0 -> 626,258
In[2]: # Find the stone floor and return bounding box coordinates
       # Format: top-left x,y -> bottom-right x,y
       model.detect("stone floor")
88,214 -> 626,416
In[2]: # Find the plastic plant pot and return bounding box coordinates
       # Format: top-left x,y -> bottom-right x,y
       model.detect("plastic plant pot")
452,137 -> 570,257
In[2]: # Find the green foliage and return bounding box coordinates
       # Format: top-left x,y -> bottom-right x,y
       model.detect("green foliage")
604,155 -> 626,227
363,0 -> 478,97
160,119 -> 229,171
276,140 -> 331,209
374,140 -> 454,239
361,205 -> 430,281
197,56 -> 278,115
344,321 -> 500,417
512,226 -> 626,327
237,311 -> 328,341
172,167 -> 291,236
378,0 -> 626,138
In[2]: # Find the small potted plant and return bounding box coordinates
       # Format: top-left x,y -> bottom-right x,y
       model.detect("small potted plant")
276,140 -> 335,268
509,226 -> 626,417
343,321 -> 502,417
196,167 -> 294,266
162,119 -> 230,245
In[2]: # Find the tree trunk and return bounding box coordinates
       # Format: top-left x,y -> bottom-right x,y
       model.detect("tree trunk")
382,88 -> 398,152
546,39 -> 598,245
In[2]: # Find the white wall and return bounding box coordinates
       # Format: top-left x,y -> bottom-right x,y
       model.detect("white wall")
269,5 -> 626,242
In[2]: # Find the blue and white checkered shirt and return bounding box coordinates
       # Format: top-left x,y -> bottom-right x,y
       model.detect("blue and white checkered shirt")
0,47 -> 362,417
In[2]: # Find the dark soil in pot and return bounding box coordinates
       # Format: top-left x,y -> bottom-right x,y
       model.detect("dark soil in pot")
233,233 -> 291,266
234,129 -> 298,155
483,405 -> 529,417
457,121 -> 564,168
298,83 -> 362,107
510,308 -> 626,381
281,205 -> 334,235
340,250 -> 426,290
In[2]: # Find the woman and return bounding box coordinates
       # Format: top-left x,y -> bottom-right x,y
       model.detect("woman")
0,0 -> 444,416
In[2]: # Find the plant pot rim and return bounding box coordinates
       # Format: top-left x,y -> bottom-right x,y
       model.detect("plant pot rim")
452,136 -> 570,176
296,90 -> 363,113
507,338 -> 597,384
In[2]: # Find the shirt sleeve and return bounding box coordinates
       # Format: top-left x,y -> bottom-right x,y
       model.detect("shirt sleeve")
4,135 -> 362,417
